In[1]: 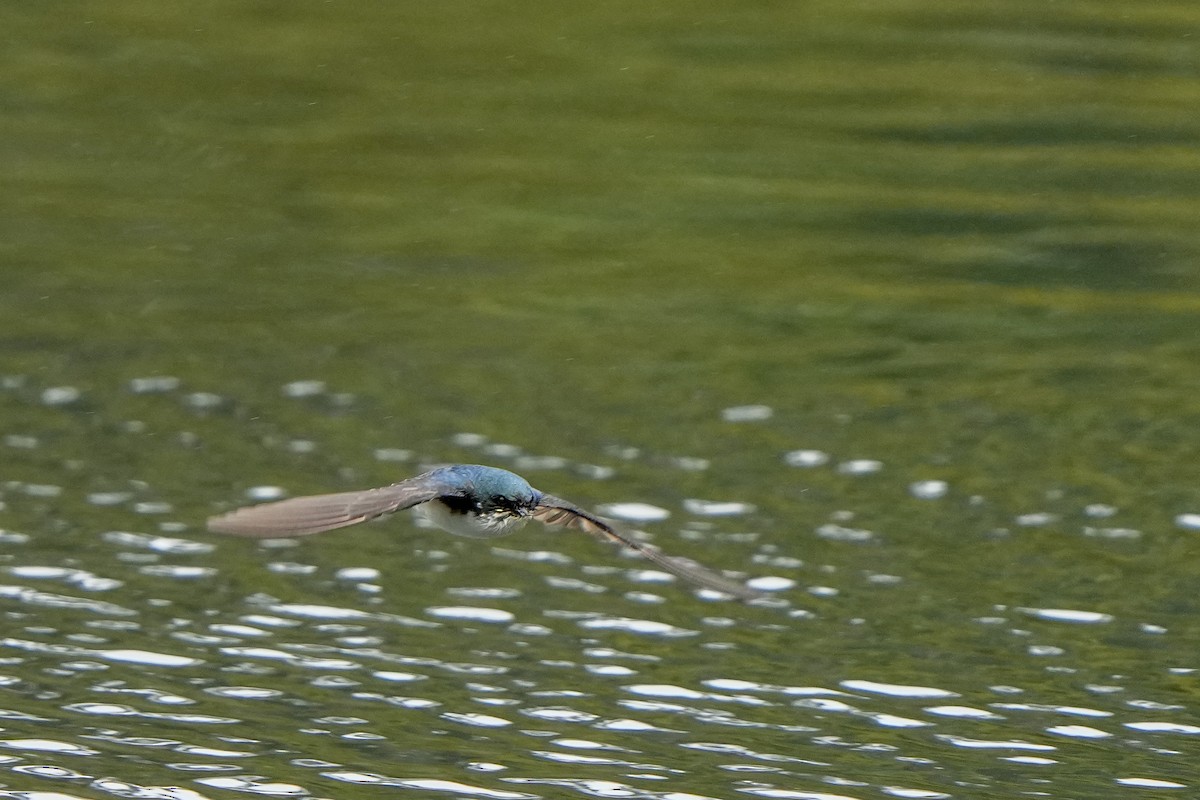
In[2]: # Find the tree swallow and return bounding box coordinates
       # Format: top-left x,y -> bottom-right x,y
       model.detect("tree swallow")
207,464 -> 763,601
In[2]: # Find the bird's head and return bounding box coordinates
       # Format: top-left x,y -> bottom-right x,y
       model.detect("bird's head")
436,464 -> 541,517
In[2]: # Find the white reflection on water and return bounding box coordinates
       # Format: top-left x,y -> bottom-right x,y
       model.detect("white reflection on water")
683,498 -> 757,516
139,565 -> 216,579
584,664 -> 636,676
838,459 -> 884,475
129,376 -> 182,394
1125,721 -> 1200,734
262,602 -> 437,629
205,686 -> 284,700
551,737 -> 636,752
993,702 -> 1110,717
1115,777 -> 1187,789
733,786 -> 865,800
935,734 -> 1056,751
218,647 -> 359,670
545,576 -> 608,594
67,702 -> 238,725
1,636 -> 201,671
370,670 -> 427,683
577,617 -> 698,637
839,680 -> 958,699
626,684 -> 772,706
442,711 -> 513,728
784,449 -> 831,467
8,566 -> 123,592
99,649 -> 201,667
532,747 -> 679,772
595,502 -> 670,522
909,480 -> 949,499
0,738 -> 97,755
196,776 -> 308,795
1047,724 -> 1111,738
40,386 -> 82,407
748,576 -> 797,591
1018,607 -> 1114,624
1174,513 -> 1200,530
102,530 -> 214,555
722,404 -> 774,422
322,772 -> 536,798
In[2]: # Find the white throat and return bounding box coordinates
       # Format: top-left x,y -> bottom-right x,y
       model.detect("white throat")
418,500 -> 530,539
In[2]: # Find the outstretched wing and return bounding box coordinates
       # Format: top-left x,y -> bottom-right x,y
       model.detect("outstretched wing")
531,495 -> 764,601
207,475 -> 456,538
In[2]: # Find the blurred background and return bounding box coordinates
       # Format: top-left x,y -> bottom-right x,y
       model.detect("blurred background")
2,1 -> 1200,798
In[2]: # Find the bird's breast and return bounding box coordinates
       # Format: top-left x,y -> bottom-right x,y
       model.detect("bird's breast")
418,499 -> 529,539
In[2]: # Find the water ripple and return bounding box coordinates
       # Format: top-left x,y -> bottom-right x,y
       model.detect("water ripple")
102,531 -> 214,555
426,606 -> 515,623
0,586 -> 135,616
625,684 -> 773,706
218,647 -> 360,670
935,734 -> 1056,751
442,712 -> 513,728
262,602 -> 438,629
0,739 -> 97,756
99,650 -> 201,668
323,772 -> 536,798
576,617 -> 697,637
595,502 -> 670,522
839,680 -> 958,699
3,372 -> 1199,800
195,776 -> 308,795
67,702 -> 239,725
0,638 -> 199,672
1018,607 -> 1114,624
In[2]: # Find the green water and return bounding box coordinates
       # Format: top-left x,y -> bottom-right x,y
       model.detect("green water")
2,1 -> 1200,798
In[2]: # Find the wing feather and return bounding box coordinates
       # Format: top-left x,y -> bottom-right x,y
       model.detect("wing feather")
531,495 -> 764,601
207,478 -> 451,538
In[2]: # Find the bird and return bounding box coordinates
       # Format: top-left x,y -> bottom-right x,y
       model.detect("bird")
207,464 -> 764,601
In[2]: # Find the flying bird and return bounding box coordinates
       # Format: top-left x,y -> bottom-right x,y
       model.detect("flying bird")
207,464 -> 763,601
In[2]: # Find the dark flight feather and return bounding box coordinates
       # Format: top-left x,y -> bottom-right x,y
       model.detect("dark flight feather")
531,495 -> 766,601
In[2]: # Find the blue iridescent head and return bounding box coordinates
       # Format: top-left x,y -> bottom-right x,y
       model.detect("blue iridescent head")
432,464 -> 540,512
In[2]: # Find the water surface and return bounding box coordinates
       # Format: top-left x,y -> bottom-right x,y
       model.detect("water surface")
2,1 -> 1200,798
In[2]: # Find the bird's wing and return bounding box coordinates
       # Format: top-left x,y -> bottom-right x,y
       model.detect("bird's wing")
207,477 -> 455,538
531,495 -> 765,601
